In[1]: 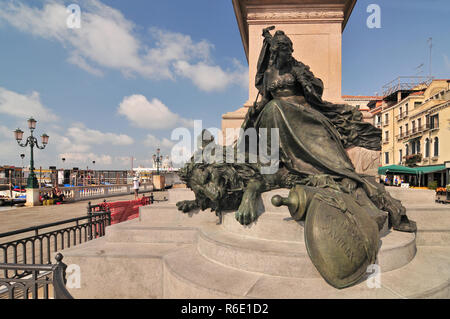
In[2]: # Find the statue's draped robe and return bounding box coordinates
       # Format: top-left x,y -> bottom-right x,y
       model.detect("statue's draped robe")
242,32 -> 382,196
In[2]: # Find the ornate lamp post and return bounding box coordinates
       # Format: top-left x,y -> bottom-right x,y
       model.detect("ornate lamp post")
152,148 -> 165,190
152,148 -> 163,175
14,118 -> 49,206
92,160 -> 96,184
20,153 -> 25,189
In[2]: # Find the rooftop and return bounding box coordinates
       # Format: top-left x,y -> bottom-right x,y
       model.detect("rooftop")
342,95 -> 383,100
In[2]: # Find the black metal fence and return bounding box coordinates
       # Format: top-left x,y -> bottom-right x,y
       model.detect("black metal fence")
0,202 -> 111,298
0,253 -> 73,299
0,209 -> 110,273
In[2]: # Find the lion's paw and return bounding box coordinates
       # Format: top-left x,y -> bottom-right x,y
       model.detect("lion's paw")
176,200 -> 198,213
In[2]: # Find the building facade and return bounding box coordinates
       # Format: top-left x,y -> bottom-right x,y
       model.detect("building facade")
380,79 -> 450,186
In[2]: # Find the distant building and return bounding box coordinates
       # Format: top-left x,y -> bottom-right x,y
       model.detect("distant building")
342,95 -> 383,123
162,155 -> 173,170
379,78 -> 450,186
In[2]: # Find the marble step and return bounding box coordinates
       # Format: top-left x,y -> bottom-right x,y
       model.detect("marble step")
198,224 -> 318,278
197,224 -> 416,277
105,223 -> 198,244
139,204 -> 218,226
163,245 -> 450,299
221,210 -> 306,242
163,246 -> 260,299
57,238 -> 190,299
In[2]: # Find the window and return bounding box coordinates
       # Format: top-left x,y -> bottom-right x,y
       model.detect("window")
399,126 -> 403,136
405,123 -> 409,134
414,102 -> 421,108
430,114 -> 439,129
399,107 -> 403,117
384,131 -> 389,141
417,140 -> 421,154
411,141 -> 416,154
376,115 -> 381,125
417,118 -> 422,130
385,152 -> 389,164
412,120 -> 416,132
399,149 -> 403,163
405,144 -> 409,156
385,114 -> 389,123
434,137 -> 439,157
425,138 -> 430,157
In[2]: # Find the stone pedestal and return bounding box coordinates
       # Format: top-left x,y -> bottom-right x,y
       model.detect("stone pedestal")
25,188 -> 41,207
58,188 -> 450,299
222,0 -> 357,144
152,175 -> 165,190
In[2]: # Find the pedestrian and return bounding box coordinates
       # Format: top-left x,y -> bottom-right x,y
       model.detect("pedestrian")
133,176 -> 140,200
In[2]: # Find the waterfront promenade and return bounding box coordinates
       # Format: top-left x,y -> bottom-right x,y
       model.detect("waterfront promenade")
0,191 -> 168,235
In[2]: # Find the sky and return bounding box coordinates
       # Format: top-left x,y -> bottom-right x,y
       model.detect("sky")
0,0 -> 449,170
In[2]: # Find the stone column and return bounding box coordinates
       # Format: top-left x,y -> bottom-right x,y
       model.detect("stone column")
222,0 -> 357,144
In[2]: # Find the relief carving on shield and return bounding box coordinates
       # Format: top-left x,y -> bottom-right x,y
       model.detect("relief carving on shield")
304,190 -> 380,289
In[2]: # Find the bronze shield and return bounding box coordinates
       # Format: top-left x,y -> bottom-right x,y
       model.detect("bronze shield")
304,190 -> 380,289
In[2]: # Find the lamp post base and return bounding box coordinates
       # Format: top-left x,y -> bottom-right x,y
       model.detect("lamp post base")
152,175 -> 165,191
25,188 -> 41,207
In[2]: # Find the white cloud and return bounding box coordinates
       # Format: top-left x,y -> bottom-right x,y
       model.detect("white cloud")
66,123 -> 134,146
0,87 -> 59,122
0,0 -> 247,91
143,134 -> 174,148
118,95 -> 193,130
67,54 -> 104,76
0,125 -> 12,139
0,125 -> 18,163
59,152 -> 112,165
115,156 -> 132,167
174,59 -> 248,92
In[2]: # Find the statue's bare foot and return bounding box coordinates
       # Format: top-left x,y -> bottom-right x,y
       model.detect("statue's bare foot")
235,180 -> 262,225
385,197 -> 417,233
176,200 -> 198,213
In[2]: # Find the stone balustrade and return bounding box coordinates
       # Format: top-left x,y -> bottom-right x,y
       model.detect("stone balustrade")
39,183 -> 154,202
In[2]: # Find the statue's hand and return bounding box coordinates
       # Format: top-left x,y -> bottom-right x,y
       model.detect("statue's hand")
248,102 -> 260,119
262,26 -> 275,37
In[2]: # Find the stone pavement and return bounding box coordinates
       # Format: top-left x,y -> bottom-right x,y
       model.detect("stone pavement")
0,191 -> 168,235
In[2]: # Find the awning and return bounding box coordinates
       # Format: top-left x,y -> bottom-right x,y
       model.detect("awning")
378,164 -> 446,175
378,165 -> 418,175
414,165 -> 446,174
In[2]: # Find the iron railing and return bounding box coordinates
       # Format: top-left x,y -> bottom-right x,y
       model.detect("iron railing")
0,203 -> 111,279
0,253 -> 72,299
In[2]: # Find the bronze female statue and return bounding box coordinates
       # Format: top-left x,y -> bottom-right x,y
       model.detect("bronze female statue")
238,27 -> 416,233
177,27 -> 416,288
